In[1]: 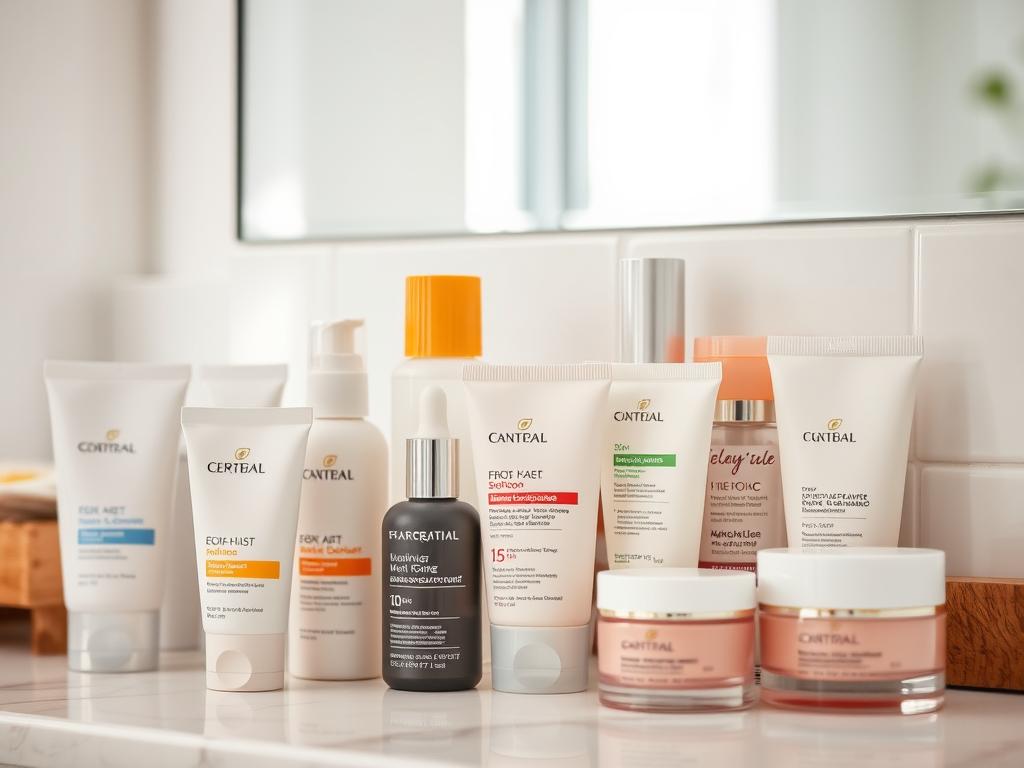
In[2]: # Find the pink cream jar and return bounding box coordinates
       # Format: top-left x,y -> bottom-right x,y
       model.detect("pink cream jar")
757,548 -> 946,714
596,568 -> 756,712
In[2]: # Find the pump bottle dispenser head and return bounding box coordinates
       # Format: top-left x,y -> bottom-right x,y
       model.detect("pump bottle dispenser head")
406,386 -> 458,499
308,319 -> 369,418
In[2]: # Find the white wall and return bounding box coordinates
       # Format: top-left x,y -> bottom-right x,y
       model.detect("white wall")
4,0 -> 1024,584
0,0 -> 152,461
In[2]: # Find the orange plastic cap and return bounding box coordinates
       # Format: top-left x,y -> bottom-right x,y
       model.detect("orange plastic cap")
405,275 -> 482,358
693,336 -> 773,401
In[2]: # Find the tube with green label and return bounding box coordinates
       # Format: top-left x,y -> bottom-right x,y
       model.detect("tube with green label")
602,363 -> 722,569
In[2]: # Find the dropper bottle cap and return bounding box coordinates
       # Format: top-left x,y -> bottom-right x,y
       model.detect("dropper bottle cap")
619,258 -> 686,363
307,319 -> 369,418
406,386 -> 458,499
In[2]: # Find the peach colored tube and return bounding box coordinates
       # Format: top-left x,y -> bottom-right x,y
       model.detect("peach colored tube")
598,617 -> 754,689
760,611 -> 946,681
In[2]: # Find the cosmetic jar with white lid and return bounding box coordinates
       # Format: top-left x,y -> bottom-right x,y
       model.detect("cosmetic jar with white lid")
757,547 -> 946,714
596,568 -> 756,712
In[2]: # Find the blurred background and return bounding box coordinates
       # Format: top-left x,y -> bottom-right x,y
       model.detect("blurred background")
3,0 -> 1024,462
240,0 -> 1024,239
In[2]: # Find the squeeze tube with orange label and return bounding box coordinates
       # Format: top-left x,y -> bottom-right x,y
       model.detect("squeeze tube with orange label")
766,336 -> 923,550
463,364 -> 611,694
181,407 -> 312,691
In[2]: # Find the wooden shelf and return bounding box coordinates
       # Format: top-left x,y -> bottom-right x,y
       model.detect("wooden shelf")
947,576 -> 1024,691
0,520 -> 65,654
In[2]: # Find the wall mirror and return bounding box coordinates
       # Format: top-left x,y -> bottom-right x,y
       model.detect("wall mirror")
239,0 -> 1024,242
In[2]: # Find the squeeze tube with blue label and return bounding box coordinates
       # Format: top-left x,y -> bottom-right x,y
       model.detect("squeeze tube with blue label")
44,361 -> 191,672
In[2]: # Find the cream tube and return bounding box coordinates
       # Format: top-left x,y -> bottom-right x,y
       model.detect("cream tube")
766,336 -> 923,550
44,361 -> 190,672
603,363 -> 722,569
195,364 -> 288,407
181,407 -> 312,692
463,364 -> 611,694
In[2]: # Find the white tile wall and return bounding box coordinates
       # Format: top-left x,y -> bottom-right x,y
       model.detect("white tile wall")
622,225 -> 915,359
228,246 -> 335,407
222,214 -> 1024,578
332,234 -> 618,440
899,462 -> 920,548
915,222 -> 1024,463
921,465 -> 1024,578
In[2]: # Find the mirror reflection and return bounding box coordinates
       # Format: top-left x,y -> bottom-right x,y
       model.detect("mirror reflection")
240,0 -> 1024,241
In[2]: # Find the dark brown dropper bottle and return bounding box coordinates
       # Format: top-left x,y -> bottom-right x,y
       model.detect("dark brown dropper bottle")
382,386 -> 482,691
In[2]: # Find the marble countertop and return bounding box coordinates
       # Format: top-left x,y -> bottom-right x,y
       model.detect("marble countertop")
1,631 -> 1024,768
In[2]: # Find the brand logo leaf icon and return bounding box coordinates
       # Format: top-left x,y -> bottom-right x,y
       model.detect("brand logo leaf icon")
645,629 -> 658,641
638,399 -> 651,411
323,455 -> 337,468
828,419 -> 843,431
517,418 -> 533,431
235,448 -> 250,461
105,430 -> 120,441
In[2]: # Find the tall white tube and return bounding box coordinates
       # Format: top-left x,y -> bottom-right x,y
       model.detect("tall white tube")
602,363 -> 722,568
181,407 -> 312,692
44,361 -> 190,672
766,336 -> 923,550
463,364 -> 611,694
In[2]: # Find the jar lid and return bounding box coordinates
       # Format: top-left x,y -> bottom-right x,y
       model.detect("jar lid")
757,548 -> 945,609
597,567 -> 756,615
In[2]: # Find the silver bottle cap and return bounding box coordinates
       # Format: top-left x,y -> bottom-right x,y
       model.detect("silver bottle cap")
619,258 -> 686,363
406,386 -> 458,499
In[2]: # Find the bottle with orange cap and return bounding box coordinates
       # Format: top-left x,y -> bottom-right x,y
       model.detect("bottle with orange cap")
693,337 -> 786,573
390,275 -> 483,511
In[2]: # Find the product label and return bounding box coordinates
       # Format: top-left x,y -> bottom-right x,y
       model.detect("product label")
797,486 -> 874,548
384,517 -> 480,677
760,613 -> 946,681
607,440 -> 677,567
698,443 -> 784,571
202,536 -> 277,621
77,527 -> 154,545
597,618 -> 754,688
291,443 -> 383,662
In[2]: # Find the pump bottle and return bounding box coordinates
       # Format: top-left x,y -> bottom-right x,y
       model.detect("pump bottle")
289,320 -> 388,680
382,386 -> 482,691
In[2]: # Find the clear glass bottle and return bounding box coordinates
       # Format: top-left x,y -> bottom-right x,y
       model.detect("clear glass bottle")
694,337 -> 785,573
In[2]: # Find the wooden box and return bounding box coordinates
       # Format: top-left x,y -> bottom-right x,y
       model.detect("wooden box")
947,576 -> 1024,691
0,520 -> 66,654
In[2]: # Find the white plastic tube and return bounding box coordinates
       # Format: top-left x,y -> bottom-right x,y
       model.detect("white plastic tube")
195,364 -> 288,407
161,364 -> 289,651
44,361 -> 190,672
602,363 -> 722,569
766,336 -> 923,550
181,407 -> 312,692
463,364 -> 611,694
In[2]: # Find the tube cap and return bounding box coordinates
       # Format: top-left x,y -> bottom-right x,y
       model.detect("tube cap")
757,548 -> 946,610
406,386 -> 458,499
405,276 -> 482,358
619,258 -> 685,364
205,633 -> 285,692
67,610 -> 160,672
307,319 -> 369,418
490,625 -> 590,694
